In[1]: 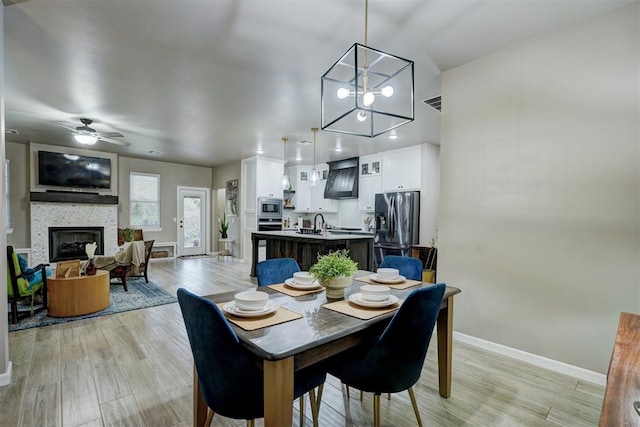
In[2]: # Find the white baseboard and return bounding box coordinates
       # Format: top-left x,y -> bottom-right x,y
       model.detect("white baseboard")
454,332 -> 606,386
0,362 -> 12,387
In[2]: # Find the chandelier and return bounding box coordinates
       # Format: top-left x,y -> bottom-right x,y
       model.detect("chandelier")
309,128 -> 321,186
321,0 -> 414,138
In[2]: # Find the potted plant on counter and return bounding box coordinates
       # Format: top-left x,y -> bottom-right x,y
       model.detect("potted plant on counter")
219,213 -> 229,239
309,249 -> 358,299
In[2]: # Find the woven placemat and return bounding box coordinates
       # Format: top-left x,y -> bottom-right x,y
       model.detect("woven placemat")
217,302 -> 302,331
354,275 -> 421,290
323,298 -> 402,320
268,283 -> 325,297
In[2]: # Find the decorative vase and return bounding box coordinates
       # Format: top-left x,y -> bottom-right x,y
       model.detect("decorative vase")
321,276 -> 353,299
221,232 -> 228,239
86,258 -> 97,276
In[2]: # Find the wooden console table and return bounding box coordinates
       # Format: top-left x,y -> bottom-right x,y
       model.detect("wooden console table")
48,270 -> 110,317
599,312 -> 640,426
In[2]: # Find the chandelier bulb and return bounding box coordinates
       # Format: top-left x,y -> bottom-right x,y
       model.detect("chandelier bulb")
381,86 -> 394,97
363,91 -> 375,106
357,111 -> 367,122
337,88 -> 350,99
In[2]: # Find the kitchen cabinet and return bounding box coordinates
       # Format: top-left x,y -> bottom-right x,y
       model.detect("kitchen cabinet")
358,154 -> 382,211
359,174 -> 381,211
381,145 -> 422,191
241,156 -> 284,258
256,158 -> 285,198
292,165 -> 337,213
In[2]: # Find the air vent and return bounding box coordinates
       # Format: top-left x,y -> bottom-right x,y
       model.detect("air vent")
422,96 -> 441,112
5,128 -> 19,135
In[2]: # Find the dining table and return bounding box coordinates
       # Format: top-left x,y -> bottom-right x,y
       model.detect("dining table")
194,271 -> 462,427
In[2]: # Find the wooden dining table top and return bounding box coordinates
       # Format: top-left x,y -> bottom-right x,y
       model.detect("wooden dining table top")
203,271 -> 461,363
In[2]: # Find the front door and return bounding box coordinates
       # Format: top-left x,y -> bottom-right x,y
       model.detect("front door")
177,187 -> 209,256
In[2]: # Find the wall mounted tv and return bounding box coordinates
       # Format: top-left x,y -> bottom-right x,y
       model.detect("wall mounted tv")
38,150 -> 111,190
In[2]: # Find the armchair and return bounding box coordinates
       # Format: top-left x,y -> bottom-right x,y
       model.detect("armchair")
109,240 -> 154,291
7,246 -> 49,324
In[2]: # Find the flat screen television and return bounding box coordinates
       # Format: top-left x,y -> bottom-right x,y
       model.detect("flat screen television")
38,150 -> 111,190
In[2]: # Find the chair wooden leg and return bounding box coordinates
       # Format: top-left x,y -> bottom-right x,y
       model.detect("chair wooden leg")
344,382 -> 350,398
122,273 -> 128,292
10,301 -> 18,324
247,420 -> 255,427
407,387 -> 423,427
309,384 -> 323,427
299,394 -> 304,426
360,390 -> 364,401
387,392 -> 391,400
373,393 -> 381,427
205,408 -> 214,426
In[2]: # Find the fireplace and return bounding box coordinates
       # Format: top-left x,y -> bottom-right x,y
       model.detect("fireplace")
48,226 -> 105,262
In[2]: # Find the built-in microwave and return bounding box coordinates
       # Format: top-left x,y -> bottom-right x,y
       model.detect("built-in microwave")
257,197 -> 283,220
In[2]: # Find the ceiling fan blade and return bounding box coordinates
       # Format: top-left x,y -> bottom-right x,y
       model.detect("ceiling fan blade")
51,121 -> 79,132
97,136 -> 130,147
96,131 -> 124,138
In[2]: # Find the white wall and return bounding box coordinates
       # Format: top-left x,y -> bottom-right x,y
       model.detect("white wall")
440,3 -> 639,373
0,3 -> 8,386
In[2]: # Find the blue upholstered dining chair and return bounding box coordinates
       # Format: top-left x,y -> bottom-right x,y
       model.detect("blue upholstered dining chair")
256,258 -> 301,286
326,283 -> 446,427
177,288 -> 325,427
379,255 -> 424,281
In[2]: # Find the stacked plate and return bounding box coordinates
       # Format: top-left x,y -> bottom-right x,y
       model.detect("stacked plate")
284,278 -> 322,290
368,274 -> 406,284
349,293 -> 399,308
223,300 -> 279,318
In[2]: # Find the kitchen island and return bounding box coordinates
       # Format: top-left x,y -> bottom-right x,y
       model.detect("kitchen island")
251,230 -> 374,276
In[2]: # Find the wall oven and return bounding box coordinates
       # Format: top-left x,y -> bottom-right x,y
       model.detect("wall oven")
257,197 -> 283,232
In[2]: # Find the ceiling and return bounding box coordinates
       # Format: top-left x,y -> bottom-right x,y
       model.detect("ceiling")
3,0 -> 635,167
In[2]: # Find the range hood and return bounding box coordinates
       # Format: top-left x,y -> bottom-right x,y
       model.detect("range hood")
324,157 -> 359,199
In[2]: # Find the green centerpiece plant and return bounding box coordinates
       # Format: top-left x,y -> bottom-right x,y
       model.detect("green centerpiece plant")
309,249 -> 358,299
119,227 -> 135,243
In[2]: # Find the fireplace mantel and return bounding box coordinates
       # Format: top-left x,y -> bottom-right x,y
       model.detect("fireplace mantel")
30,191 -> 118,204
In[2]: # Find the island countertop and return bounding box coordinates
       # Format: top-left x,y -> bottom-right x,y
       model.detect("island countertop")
251,230 -> 375,276
252,230 -> 374,240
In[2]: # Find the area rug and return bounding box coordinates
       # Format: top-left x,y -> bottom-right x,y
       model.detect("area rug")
8,278 -> 177,332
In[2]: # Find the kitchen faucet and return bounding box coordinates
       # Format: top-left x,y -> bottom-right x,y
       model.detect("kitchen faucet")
313,213 -> 325,232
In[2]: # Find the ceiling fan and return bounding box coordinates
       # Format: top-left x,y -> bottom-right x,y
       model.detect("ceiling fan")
51,118 -> 130,146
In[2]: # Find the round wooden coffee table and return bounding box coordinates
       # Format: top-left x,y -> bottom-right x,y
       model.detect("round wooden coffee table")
48,270 -> 110,317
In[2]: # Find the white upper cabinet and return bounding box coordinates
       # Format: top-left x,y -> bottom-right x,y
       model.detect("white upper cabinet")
311,165 -> 338,213
359,174 -> 381,211
256,157 -> 285,198
292,164 -> 337,213
381,145 -> 422,192
358,154 -> 382,211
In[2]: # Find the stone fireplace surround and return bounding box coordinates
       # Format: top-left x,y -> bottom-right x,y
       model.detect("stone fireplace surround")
31,202 -> 119,266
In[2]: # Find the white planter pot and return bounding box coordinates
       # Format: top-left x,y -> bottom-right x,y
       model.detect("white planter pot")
321,276 -> 353,299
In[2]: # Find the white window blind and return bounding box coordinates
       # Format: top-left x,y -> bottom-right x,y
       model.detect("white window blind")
129,172 -> 160,228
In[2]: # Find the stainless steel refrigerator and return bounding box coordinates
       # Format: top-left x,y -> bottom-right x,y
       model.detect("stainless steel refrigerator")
373,191 -> 420,268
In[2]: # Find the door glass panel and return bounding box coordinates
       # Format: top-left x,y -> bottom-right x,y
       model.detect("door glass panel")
183,196 -> 202,248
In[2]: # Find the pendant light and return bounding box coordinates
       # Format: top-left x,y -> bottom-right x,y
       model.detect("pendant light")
320,0 -> 414,137
309,128 -> 321,186
280,137 -> 290,190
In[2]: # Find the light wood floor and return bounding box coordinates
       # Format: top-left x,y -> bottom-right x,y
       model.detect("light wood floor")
2,257 -> 605,426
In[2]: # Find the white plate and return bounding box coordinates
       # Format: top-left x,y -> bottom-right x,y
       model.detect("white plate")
348,293 -> 400,308
223,300 -> 279,318
284,278 -> 321,290
368,274 -> 407,284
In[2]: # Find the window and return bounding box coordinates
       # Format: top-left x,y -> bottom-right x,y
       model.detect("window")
130,172 -> 160,229
4,159 -> 12,232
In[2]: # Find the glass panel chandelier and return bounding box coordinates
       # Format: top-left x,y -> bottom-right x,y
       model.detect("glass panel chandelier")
321,0 -> 414,138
